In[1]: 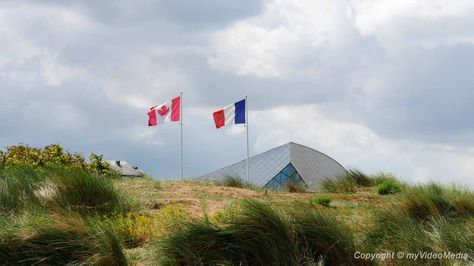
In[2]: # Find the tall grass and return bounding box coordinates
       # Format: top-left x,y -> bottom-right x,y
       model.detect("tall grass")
215,176 -> 255,189
0,166 -> 131,216
0,214 -> 127,265
158,199 -> 365,265
402,183 -> 474,221
320,173 -> 357,193
320,170 -> 404,194
0,166 -> 46,215
51,167 -> 131,215
365,183 -> 474,264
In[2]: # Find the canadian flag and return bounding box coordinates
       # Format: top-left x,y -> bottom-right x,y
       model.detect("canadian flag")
147,96 -> 180,126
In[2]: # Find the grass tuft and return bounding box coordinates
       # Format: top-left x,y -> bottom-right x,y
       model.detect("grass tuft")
158,199 -> 364,265
310,197 -> 332,207
215,176 -> 255,189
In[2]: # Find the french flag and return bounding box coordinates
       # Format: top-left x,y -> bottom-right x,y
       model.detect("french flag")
213,99 -> 246,129
147,95 -> 180,126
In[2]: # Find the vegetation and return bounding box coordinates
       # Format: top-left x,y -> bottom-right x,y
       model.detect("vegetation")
1,144 -> 473,265
310,197 -> 332,207
376,180 -> 401,195
321,169 -> 405,195
157,200 -> 362,265
214,175 -> 255,189
0,144 -> 116,176
365,184 -> 474,265
0,144 -> 130,265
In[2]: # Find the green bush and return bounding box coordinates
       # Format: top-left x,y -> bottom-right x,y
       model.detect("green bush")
376,180 -> 401,195
0,144 -> 116,177
157,200 -> 362,265
310,197 -> 332,207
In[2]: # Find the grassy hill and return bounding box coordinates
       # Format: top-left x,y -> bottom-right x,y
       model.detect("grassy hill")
0,145 -> 473,265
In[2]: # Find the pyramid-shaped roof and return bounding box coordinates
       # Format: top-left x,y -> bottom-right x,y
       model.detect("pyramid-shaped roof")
199,142 -> 346,188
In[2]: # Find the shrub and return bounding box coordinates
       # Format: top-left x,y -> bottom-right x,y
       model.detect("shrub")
106,212 -> 159,248
310,197 -> 332,207
0,144 -> 86,169
0,144 -> 115,177
376,180 -> 401,195
157,200 -> 363,265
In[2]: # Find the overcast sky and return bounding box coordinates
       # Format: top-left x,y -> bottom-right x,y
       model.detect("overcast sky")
1,0 -> 474,186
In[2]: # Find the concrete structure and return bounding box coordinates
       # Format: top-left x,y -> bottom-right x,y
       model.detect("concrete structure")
199,142 -> 346,189
106,160 -> 145,177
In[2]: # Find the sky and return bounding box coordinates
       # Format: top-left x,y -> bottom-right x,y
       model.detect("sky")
1,0 -> 474,187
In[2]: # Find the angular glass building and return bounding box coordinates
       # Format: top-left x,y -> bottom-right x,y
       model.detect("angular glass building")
199,142 -> 346,190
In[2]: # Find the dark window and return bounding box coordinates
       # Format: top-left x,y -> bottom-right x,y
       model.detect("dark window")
264,163 -> 307,190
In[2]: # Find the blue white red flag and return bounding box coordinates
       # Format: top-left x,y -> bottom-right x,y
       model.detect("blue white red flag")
213,99 -> 246,129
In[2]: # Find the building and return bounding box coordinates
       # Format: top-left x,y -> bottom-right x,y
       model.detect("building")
199,142 -> 346,190
106,160 -> 145,177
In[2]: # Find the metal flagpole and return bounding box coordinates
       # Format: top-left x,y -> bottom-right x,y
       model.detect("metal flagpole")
245,94 -> 249,183
180,91 -> 183,180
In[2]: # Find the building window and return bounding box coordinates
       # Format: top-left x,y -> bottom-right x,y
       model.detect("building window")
264,163 -> 307,190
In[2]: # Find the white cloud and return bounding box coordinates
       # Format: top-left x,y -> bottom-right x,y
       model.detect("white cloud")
252,105 -> 474,187
209,0 -> 354,77
0,4 -> 91,88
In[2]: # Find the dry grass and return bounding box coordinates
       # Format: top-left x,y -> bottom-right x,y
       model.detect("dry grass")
114,178 -> 387,235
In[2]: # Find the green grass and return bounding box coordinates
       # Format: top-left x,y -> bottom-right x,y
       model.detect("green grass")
0,214 -> 127,265
0,166 -> 131,216
365,184 -> 474,264
0,165 -> 130,265
402,183 -> 474,220
157,199 -> 365,265
320,174 -> 357,193
1,160 -> 474,265
376,180 -> 401,195
51,167 -> 131,215
310,197 -> 332,207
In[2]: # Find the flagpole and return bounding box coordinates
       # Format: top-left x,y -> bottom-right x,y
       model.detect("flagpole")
245,94 -> 249,184
180,91 -> 183,180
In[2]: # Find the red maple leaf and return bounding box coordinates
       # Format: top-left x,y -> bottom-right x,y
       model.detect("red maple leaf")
157,105 -> 170,116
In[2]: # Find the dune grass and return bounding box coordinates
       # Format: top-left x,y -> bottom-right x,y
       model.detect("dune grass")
0,166 -> 131,216
157,199 -> 366,265
0,214 -> 127,265
214,175 -> 256,189
320,170 -> 404,194
1,162 -> 473,265
0,165 -> 131,265
365,183 -> 474,264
